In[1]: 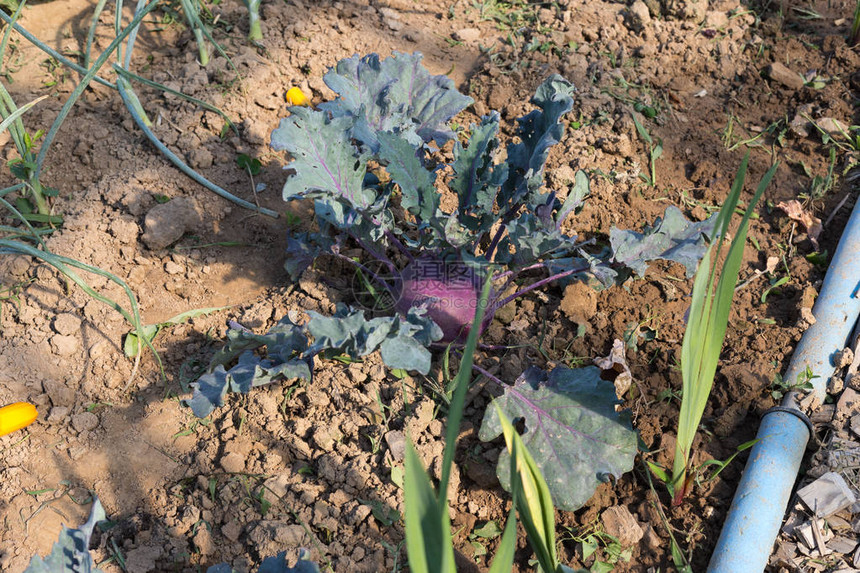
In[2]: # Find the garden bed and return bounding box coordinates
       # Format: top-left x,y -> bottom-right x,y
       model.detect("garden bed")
0,0 -> 858,571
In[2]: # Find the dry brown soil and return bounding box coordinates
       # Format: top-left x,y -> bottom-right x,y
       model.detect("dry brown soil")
0,0 -> 858,571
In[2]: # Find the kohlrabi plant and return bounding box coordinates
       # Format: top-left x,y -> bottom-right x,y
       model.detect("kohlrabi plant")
189,52 -> 719,510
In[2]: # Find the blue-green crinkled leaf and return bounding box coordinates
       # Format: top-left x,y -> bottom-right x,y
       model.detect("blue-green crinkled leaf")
501,211 -> 577,266
271,106 -> 374,209
376,130 -> 439,222
319,52 -> 473,150
186,366 -> 231,418
556,169 -> 590,224
285,231 -> 334,281
499,75 -> 576,208
24,498 -> 106,573
479,366 -> 637,511
378,308 -> 443,374
186,317 -> 312,418
210,316 -> 310,370
208,549 -> 319,573
450,113 -> 507,233
186,353 -> 313,418
305,305 -> 441,374
380,335 -> 432,374
611,206 -> 717,278
306,304 -> 395,356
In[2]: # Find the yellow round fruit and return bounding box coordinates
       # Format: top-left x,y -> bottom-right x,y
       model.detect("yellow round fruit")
0,402 -> 37,437
286,87 -> 309,107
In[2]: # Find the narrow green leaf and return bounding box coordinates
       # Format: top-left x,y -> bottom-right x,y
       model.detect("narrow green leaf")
404,442 -> 455,573
497,405 -> 557,572
0,95 -> 48,135
673,154 -> 777,493
123,306 -> 228,357
438,273 -> 494,502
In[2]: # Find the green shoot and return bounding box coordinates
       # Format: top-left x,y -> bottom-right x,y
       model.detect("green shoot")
631,112 -> 662,187
671,153 -> 777,505
179,0 -> 210,66
851,0 -> 860,45
243,0 -> 263,42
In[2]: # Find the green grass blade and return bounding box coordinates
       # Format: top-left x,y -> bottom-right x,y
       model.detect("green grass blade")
34,0 -> 161,179
0,240 -> 159,372
116,78 -> 279,217
243,0 -> 263,42
0,0 -> 26,70
180,0 -> 210,66
0,196 -> 49,250
113,65 -> 238,134
0,183 -> 27,197
438,273 -> 494,502
177,0 -> 238,74
0,95 -> 48,134
121,0 -> 147,69
487,506 -> 517,573
0,69 -> 28,154
84,0 -> 111,69
404,442 -> 456,573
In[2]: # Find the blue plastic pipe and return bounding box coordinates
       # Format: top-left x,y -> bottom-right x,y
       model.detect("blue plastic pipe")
708,195 -> 860,573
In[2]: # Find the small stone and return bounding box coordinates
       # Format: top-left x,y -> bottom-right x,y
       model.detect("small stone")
109,218 -> 139,244
53,313 -> 81,336
89,341 -> 108,359
798,307 -> 817,329
816,118 -> 850,138
601,506 -> 644,546
220,451 -> 246,473
626,0 -> 651,30
187,147 -> 213,170
828,376 -> 845,395
560,281 -> 597,325
221,520 -> 242,543
51,334 -> 79,356
703,10 -> 729,28
164,261 -> 184,275
494,300 -> 516,324
48,406 -> 69,423
124,545 -> 163,573
835,348 -> 855,369
765,62 -> 805,90
44,380 -> 75,407
142,197 -> 201,250
192,525 -> 215,555
828,535 -> 858,554
71,412 -> 100,432
837,388 -> 860,418
385,430 -> 406,462
850,415 -> 860,439
454,28 -> 481,42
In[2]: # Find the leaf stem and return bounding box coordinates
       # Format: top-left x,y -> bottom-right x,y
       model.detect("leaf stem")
493,264 -> 590,310
384,229 -> 415,263
347,230 -> 397,274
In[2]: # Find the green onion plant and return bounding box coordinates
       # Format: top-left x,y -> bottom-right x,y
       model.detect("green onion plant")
670,153 -> 777,505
